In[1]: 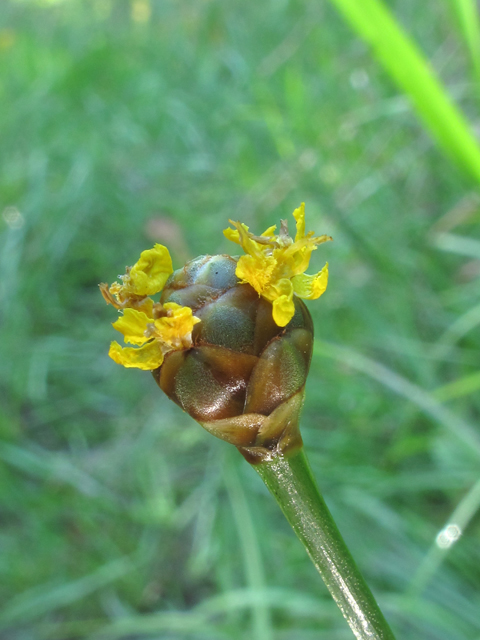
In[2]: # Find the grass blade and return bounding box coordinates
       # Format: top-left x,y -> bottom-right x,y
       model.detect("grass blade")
434,370 -> 480,402
0,557 -> 134,628
313,340 -> 480,457
409,477 -> 480,594
449,0 -> 480,80
224,458 -> 273,640
431,232 -> 480,259
328,0 -> 480,183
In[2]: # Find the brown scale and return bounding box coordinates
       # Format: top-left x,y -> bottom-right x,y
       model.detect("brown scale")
152,254 -> 314,463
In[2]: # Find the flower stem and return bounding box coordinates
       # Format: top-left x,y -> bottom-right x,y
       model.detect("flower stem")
253,448 -> 396,640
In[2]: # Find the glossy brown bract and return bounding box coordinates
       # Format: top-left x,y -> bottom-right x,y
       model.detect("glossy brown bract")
152,254 -> 314,462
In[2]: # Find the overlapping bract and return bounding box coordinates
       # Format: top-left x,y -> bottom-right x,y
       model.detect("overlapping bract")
101,205 -> 331,459
223,203 -> 331,327
155,253 -> 314,461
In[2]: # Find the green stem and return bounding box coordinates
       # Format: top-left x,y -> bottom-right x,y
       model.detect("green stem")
253,448 -> 396,640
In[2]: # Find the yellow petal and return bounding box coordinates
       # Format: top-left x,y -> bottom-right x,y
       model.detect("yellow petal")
128,244 -> 173,296
109,282 -> 122,296
223,227 -> 241,245
291,263 -> 328,300
163,301 -> 201,327
261,224 -> 277,238
108,340 -> 165,370
236,253 -> 276,295
292,202 -> 305,242
281,233 -> 331,276
272,294 -> 295,327
225,221 -> 276,254
155,303 -> 200,348
135,296 -> 154,317
266,278 -> 295,327
233,221 -> 269,257
224,221 -> 254,249
112,308 -> 151,345
163,301 -> 182,311
279,242 -> 315,276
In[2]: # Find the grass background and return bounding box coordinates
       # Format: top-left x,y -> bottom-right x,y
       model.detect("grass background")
1,0 -> 480,638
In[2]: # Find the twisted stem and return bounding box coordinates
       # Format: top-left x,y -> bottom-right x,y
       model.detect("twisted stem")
253,448 -> 396,640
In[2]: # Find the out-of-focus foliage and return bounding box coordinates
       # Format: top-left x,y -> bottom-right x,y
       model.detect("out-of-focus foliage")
329,0 -> 480,181
0,0 -> 479,638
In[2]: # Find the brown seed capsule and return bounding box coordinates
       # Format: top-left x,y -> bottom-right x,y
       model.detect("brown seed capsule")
152,254 -> 314,463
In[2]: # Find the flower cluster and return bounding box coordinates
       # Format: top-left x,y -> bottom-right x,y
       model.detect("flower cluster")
224,202 -> 331,326
100,244 -> 200,370
101,204 -> 330,460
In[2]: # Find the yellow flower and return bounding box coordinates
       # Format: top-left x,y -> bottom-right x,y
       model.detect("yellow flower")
109,303 -> 201,371
99,244 -> 173,312
224,203 -> 331,327
100,244 -> 200,370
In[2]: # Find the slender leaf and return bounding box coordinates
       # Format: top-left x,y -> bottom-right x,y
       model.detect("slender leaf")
313,340 -> 480,457
434,371 -> 480,402
328,0 -> 480,183
449,0 -> 480,79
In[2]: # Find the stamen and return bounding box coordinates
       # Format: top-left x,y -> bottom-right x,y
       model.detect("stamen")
144,323 -> 156,338
249,234 -> 274,246
279,219 -> 290,239
152,303 -> 167,319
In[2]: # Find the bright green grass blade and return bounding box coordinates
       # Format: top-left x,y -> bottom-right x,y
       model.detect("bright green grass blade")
434,370 -> 480,402
328,0 -> 480,183
449,0 -> 480,79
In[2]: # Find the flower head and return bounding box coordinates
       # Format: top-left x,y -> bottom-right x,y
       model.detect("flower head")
101,204 -> 331,461
155,253 -> 313,461
224,203 -> 331,327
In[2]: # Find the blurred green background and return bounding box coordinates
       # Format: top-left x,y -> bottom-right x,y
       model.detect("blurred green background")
1,0 -> 480,638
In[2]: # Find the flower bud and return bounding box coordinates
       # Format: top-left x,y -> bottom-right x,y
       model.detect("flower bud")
153,254 -> 314,462
102,204 -> 331,463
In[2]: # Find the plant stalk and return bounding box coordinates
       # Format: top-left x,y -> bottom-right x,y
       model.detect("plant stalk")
253,448 -> 396,640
